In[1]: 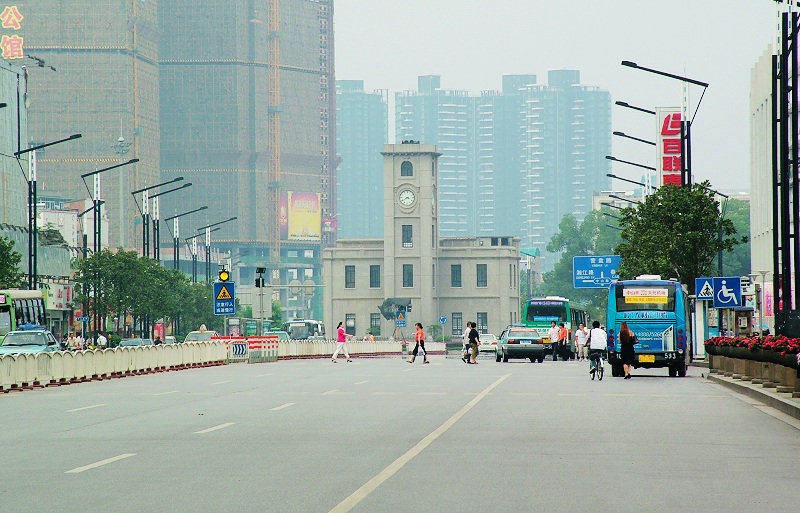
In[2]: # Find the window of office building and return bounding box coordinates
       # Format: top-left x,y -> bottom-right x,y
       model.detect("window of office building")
477,264 -> 488,288
345,313 -> 356,336
370,313 -> 381,330
477,312 -> 488,334
345,265 -> 355,288
370,265 -> 381,288
402,264 -> 413,288
452,312 -> 463,336
402,225 -> 413,248
451,264 -> 462,287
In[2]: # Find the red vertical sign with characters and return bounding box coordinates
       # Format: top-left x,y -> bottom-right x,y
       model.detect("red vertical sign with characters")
656,108 -> 683,186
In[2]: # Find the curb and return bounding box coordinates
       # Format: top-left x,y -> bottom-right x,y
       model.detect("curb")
707,373 -> 800,421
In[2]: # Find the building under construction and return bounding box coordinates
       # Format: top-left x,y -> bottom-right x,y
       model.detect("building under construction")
9,1 -> 336,319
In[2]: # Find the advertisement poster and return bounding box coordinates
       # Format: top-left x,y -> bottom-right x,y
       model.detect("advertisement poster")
287,191 -> 321,241
656,107 -> 683,186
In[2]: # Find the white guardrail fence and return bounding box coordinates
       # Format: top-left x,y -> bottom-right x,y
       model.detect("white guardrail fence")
0,339 -> 445,393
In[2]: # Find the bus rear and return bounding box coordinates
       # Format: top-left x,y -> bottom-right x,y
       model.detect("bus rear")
606,278 -> 691,377
522,297 -> 572,356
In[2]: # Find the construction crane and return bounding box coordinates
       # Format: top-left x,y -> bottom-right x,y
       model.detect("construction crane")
267,0 -> 281,264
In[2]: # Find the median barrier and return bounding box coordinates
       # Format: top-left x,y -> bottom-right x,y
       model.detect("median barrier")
48,352 -> 64,385
61,351 -> 75,384
0,355 -> 15,391
72,350 -> 86,383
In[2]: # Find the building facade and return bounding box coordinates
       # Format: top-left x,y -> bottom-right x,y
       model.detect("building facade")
322,143 -> 520,338
395,76 -> 477,237
335,80 -> 388,239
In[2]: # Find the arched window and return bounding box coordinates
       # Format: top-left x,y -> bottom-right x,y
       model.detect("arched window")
400,161 -> 413,177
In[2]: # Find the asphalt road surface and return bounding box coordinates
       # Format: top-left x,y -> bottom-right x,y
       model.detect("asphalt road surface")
2,356 -> 799,513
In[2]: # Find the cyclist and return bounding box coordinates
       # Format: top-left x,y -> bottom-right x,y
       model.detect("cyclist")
587,320 -> 607,376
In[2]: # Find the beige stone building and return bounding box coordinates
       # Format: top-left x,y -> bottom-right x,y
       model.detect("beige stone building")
322,143 -> 520,339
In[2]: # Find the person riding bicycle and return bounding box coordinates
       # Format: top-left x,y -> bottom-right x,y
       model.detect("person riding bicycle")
587,320 -> 607,375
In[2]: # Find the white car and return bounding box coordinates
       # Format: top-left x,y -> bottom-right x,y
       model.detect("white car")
478,333 -> 498,353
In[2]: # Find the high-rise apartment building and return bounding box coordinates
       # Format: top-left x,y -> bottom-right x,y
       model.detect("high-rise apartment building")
520,70 -> 611,261
335,80 -> 388,239
16,1 -> 161,251
396,76 -> 477,237
395,73 -> 610,262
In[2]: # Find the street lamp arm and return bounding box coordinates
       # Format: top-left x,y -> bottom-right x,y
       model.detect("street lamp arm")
602,211 -> 621,220
80,158 -> 139,179
14,133 -> 82,157
609,194 -> 641,205
613,131 -> 656,146
607,173 -> 657,191
130,176 -> 184,195
150,182 -> 192,200
164,206 -> 208,223
614,101 -> 655,116
605,155 -> 656,171
601,202 -> 623,210
621,61 -> 709,88
197,217 -> 238,232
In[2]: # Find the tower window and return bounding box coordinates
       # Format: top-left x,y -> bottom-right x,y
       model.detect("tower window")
402,225 -> 413,248
401,161 -> 413,177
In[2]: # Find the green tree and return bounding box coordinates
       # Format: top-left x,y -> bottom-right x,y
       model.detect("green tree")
721,198 -> 751,277
270,300 -> 283,330
616,183 -> 745,293
538,210 -> 623,320
0,236 -> 23,288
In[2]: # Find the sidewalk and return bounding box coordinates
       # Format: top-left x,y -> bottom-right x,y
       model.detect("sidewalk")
706,370 -> 800,421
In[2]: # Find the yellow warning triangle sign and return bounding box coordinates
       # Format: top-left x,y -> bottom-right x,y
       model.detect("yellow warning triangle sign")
216,285 -> 232,300
397,312 -> 405,320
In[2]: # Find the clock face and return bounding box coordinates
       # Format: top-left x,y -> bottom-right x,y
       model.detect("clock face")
399,189 -> 416,206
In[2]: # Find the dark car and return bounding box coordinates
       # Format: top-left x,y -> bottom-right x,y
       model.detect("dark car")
496,326 -> 548,363
0,328 -> 61,355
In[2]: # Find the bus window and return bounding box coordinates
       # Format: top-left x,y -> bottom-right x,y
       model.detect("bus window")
614,284 -> 676,312
0,307 -> 11,335
525,301 -> 568,323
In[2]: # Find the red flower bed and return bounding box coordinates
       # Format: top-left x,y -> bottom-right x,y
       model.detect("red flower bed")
705,335 -> 800,356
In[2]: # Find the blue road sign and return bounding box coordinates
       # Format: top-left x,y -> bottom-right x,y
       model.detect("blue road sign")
439,316 -> 447,325
395,310 -> 407,328
76,316 -> 89,322
213,281 -> 236,316
712,277 -> 741,309
573,255 -> 621,289
695,278 -> 714,301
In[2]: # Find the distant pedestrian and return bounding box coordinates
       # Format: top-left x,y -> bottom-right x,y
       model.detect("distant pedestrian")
331,321 -> 352,363
368,333 -> 375,343
66,333 -> 79,350
408,322 -> 429,364
461,323 -> 471,363
97,331 -> 108,349
548,321 -> 560,361
619,322 -> 637,379
558,322 -> 569,361
153,336 -> 162,345
468,322 -> 480,364
575,323 -> 589,361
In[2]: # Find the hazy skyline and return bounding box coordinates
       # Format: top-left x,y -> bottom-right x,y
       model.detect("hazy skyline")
334,0 -> 780,192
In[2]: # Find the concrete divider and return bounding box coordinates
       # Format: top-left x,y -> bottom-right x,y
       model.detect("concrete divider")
61,352 -> 75,384
49,352 -> 64,385
0,355 -> 16,391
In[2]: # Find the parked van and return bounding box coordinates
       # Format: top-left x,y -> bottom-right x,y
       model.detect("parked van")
164,335 -> 177,345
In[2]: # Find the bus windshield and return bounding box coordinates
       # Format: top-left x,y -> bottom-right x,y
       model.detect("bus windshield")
525,301 -> 568,323
614,284 -> 676,312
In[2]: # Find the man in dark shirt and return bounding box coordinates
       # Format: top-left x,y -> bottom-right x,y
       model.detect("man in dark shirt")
468,322 -> 480,364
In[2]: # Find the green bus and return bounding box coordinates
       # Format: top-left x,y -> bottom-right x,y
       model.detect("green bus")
0,289 -> 47,336
521,296 -> 588,360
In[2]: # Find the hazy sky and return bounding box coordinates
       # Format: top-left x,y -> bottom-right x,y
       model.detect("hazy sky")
334,0 -> 781,192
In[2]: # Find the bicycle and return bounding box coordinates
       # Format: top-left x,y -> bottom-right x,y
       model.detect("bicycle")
589,350 -> 605,381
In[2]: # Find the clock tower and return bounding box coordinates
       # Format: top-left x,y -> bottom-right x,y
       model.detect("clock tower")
382,143 -> 441,314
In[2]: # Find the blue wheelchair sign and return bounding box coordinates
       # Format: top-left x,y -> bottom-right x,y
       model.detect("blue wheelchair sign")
712,277 -> 741,309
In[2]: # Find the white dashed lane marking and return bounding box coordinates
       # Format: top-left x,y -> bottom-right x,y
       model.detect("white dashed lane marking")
195,423 -> 235,434
66,404 -> 107,413
270,403 -> 296,411
66,453 -> 136,474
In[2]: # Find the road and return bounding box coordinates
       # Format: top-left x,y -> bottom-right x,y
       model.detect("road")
1,356 -> 799,513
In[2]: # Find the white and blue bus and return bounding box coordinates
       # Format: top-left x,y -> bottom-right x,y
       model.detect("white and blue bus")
605,275 -> 692,378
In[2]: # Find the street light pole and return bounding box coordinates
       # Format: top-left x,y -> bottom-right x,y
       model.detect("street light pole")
13,133 -> 82,289
164,206 -> 208,270
196,217 -> 238,282
131,177 -> 184,258
148,182 -> 192,262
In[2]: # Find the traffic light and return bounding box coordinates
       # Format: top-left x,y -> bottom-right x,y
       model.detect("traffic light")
255,277 -> 265,288
218,269 -> 230,282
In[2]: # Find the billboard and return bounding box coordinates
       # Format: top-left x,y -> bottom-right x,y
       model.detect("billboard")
1,5 -> 25,60
656,107 -> 683,186
280,191 -> 321,241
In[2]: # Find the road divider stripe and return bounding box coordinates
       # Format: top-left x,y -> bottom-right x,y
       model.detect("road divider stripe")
152,391 -> 179,396
66,453 -> 136,474
322,389 -> 339,395
195,422 -> 235,434
270,402 -> 296,411
329,373 -> 511,513
66,404 -> 107,413
211,380 -> 231,385
354,381 -> 368,385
